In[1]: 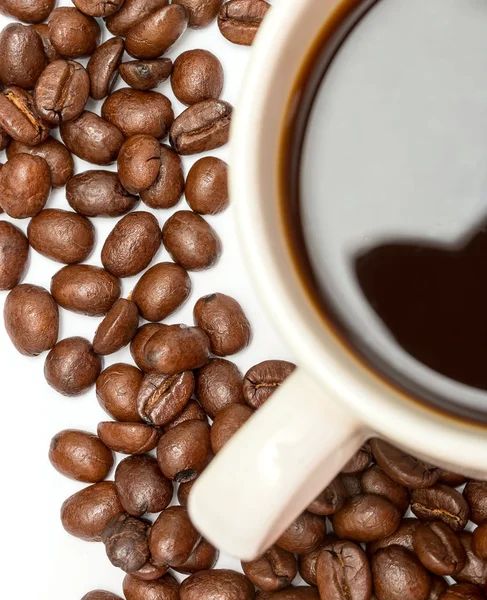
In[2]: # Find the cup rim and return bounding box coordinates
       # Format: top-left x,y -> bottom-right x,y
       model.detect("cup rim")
230,0 -> 487,474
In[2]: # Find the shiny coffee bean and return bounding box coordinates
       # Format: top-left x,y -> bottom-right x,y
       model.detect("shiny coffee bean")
45,337 -> 102,396
414,521 -> 466,576
61,481 -> 123,542
332,494 -> 401,543
49,429 -> 114,483
372,546 -> 431,600
102,88 -> 174,139
74,0 -> 125,17
87,37 -> 124,100
0,0 -> 56,23
140,144 -> 184,209
342,444 -> 373,474
194,293 -> 251,356
463,481 -> 487,525
97,422 -> 160,455
255,589 -> 320,600
428,576 -> 448,600
120,59 -> 173,91
340,473 -> 364,498
28,209 -> 95,264
180,570 -> 255,600
81,592 -> 123,600
0,127 -> 10,151
210,403 -> 254,453
106,0 -> 169,37
131,560 -> 168,582
101,211 -> 162,278
218,0 -> 270,46
454,531 -> 487,587
93,299 -> 140,356
163,211 -> 222,271
35,60 -> 89,124
472,522 -> 487,560
170,99 -> 232,155
172,50 -> 224,106
165,399 -> 207,431
411,485 -> 470,532
115,455 -> 173,517
243,360 -> 296,409
242,546 -> 297,592
308,476 -> 347,516
149,506 -> 200,567
102,513 -> 150,573
51,264 -> 120,316
438,470 -> 468,487
174,538 -> 219,575
130,323 -> 164,372
157,419 -> 212,482
31,23 -> 61,63
361,465 -> 410,513
195,358 -> 245,419
298,540 -> 337,586
7,137 -> 74,188
48,7 -> 101,58
67,170 -> 138,217
186,157 -> 229,215
0,154 -> 51,218
173,0 -> 223,28
123,572 -> 180,600
137,371 -> 194,427
0,86 -> 50,145
96,363 -> 144,423
4,284 -> 58,355
0,24 -> 46,89
441,583 -> 485,599
125,5 -> 188,60
367,518 -> 420,556
276,511 -> 328,555
0,222 -> 29,290
118,135 -> 161,194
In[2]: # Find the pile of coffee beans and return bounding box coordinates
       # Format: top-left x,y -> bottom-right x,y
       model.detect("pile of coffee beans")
1,1 -> 487,599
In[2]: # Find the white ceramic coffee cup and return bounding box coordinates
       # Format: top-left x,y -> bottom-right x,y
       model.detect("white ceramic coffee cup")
189,0 -> 487,561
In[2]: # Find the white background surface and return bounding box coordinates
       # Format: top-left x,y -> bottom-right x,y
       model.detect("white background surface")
0,1 -> 293,597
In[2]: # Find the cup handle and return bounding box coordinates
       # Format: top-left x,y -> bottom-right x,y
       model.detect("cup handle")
189,368 -> 367,561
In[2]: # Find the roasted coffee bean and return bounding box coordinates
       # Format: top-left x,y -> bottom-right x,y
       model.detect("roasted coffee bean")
7,137 -> 74,188
45,337 -> 102,396
61,111 -> 124,165
98,422 -> 160,455
370,438 -> 440,489
102,513 -> 150,573
277,511 -> 328,555
4,284 -> 58,355
125,5 -> 188,60
181,570 -> 255,600
157,419 -> 212,482
163,211 -> 222,271
137,371 -> 194,426
361,464 -> 410,513
0,86 -> 50,145
411,485 -> 470,532
332,494 -> 401,543
242,546 -> 297,592
48,8 -> 101,59
243,360 -> 296,409
438,470 -> 468,488
123,572 -> 180,600
140,144 -> 184,209
0,0 -> 55,23
49,429 -> 114,483
343,444 -> 373,474
93,299 -> 140,356
441,583 -> 485,599
81,592 -> 124,600
0,127 -> 10,151
316,540 -> 372,600
463,481 -> 487,525
117,135 -> 161,194
35,60 -> 89,124
149,506 -> 200,567
413,521 -> 466,576
131,560 -> 168,582
428,576 -> 448,600
102,88 -> 174,139
210,403 -> 253,453
115,455 -> 172,517
472,522 -> 487,560
178,479 -> 196,508
170,99 -> 232,155
340,473 -> 363,498
51,264 -> 120,316
28,209 -> 95,264
186,157 -> 229,215
106,0 -> 169,37
87,37 -> 124,100
174,538 -> 219,575
165,400 -> 207,431
74,0 -> 125,17
173,0 -> 222,28
144,324 -> 211,374
308,476 -> 347,516
372,546 -> 431,600
120,59 -> 172,91
0,24 -> 46,89
0,222 -> 29,290
298,541 -> 337,586
367,518 -> 420,556
130,323 -> 164,372
195,358 -> 245,419
31,23 -> 61,63
454,531 -> 487,587
67,170 -> 138,217
255,589 -> 320,600
218,0 -> 270,46
194,293 -> 251,356
61,481 -> 123,542
102,212 -> 161,278
96,363 -> 144,423
0,154 -> 51,218
171,50 -> 224,106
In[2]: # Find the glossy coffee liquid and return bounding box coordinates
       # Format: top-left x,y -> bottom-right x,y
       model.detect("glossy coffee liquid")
285,0 -> 487,422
